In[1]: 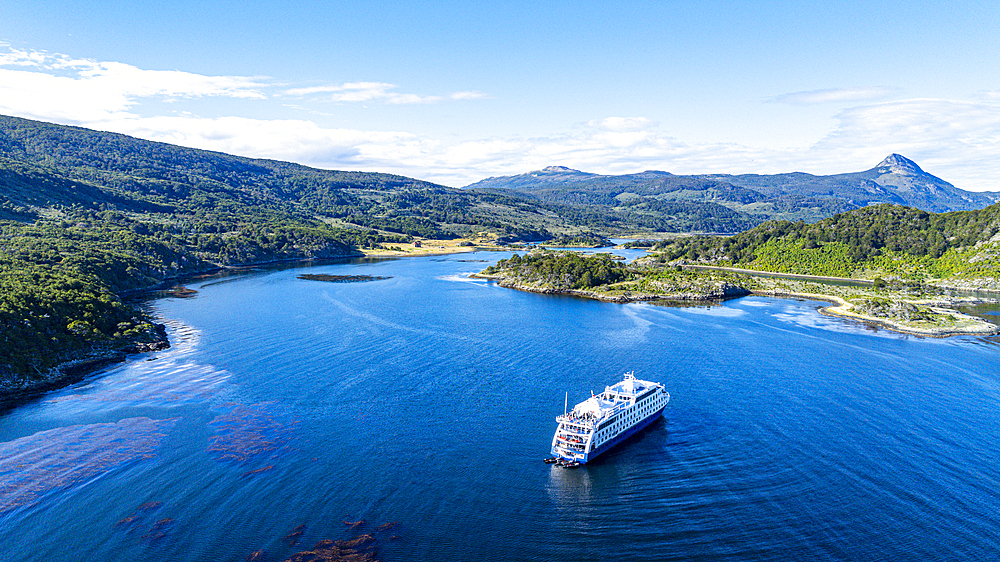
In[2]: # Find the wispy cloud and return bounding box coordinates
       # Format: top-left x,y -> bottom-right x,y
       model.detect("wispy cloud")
283,82 -> 486,104
0,47 -> 268,123
810,98 -> 1000,189
449,91 -> 488,100
586,117 -> 657,132
2,46 -> 999,192
0,47 -> 266,103
767,86 -> 899,105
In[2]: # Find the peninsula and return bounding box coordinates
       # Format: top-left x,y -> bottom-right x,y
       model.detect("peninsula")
477,247 -> 999,337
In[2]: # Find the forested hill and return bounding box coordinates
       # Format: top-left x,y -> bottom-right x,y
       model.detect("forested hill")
0,115 -> 438,211
465,155 -> 1000,225
0,114 -> 591,392
646,203 -> 1000,287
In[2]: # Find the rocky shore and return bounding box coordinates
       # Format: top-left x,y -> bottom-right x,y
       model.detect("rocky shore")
476,272 -> 1000,338
473,273 -> 751,303
0,255 -> 372,410
817,295 -> 998,337
0,323 -> 170,410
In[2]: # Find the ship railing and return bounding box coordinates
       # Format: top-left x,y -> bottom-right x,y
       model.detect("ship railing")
557,414 -> 598,425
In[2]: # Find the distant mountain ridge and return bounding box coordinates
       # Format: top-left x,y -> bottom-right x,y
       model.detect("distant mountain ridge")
465,155 -> 1000,220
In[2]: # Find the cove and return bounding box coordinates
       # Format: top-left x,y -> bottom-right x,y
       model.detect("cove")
1,252 -> 999,562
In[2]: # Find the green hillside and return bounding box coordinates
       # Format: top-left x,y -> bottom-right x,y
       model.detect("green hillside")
0,114 -> 595,392
648,203 -> 1000,288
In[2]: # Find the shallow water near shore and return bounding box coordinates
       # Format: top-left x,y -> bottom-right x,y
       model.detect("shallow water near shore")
2,252 -> 1000,561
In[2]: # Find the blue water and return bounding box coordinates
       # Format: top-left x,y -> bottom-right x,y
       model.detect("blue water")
2,252 -> 1000,562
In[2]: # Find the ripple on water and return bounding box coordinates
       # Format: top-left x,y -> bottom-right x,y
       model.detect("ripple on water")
43,321 -> 229,410
0,417 -> 179,513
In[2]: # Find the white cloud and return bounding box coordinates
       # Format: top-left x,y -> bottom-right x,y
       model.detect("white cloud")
284,81 -> 484,104
449,91 -> 488,100
0,48 -> 266,120
2,46 -> 999,192
586,116 -> 657,132
810,98 -> 1000,190
768,87 -> 899,105
100,115 -> 422,167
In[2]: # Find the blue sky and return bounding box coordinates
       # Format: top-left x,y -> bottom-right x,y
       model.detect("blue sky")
2,1 -> 999,190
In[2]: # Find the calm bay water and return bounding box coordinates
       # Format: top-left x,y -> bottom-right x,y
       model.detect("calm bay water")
2,251 -> 999,561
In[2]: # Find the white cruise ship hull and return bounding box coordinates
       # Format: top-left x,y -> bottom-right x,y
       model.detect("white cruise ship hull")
550,372 -> 669,465
584,406 -> 665,461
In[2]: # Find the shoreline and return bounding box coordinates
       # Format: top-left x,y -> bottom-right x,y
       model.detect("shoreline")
685,264 -> 1000,296
750,290 -> 999,337
1,246 -> 501,409
476,274 -> 1000,338
0,323 -> 170,412
471,273 -> 749,303
1,253 -> 370,411
8,250 -> 995,410
118,253 -> 367,298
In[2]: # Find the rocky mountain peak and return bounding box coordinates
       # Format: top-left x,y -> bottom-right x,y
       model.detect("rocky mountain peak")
876,154 -> 924,175
541,166 -> 580,173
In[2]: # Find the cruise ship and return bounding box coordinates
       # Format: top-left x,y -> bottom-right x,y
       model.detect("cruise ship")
550,372 -> 669,465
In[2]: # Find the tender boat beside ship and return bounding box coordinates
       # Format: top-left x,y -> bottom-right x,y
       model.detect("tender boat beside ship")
549,372 -> 669,465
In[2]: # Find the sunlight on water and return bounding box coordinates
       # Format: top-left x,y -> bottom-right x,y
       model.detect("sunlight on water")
772,303 -> 898,337
1,254 -> 998,562
435,272 -> 489,283
0,417 -> 178,513
42,320 -> 229,412
673,304 -> 747,318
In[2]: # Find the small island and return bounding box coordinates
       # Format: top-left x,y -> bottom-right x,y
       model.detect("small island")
297,273 -> 391,283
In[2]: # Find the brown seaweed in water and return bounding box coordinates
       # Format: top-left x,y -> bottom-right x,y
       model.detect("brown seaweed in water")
374,521 -> 397,532
208,403 -> 297,463
0,418 -> 178,514
343,519 -> 365,530
141,518 -> 175,543
283,534 -> 378,562
114,501 -> 166,531
285,524 -> 306,546
242,464 -> 275,477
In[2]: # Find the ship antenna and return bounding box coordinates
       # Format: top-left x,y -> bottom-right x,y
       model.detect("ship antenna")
564,391 -> 568,415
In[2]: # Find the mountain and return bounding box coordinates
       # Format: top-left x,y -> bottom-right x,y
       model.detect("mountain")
468,166 -> 604,189
3,113 -> 1000,390
706,154 -> 998,213
464,155 -> 1000,223
0,115 -> 774,237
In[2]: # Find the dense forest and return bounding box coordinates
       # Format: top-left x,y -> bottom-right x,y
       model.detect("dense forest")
483,252 -> 629,290
0,115 -> 634,389
480,250 -> 753,302
648,203 -> 1000,282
